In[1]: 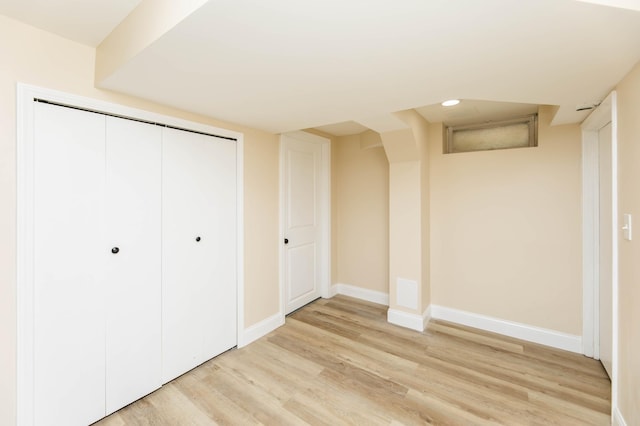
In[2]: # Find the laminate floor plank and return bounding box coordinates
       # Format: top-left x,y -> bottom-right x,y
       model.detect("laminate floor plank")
431,319 -> 608,377
199,361 -> 304,426
95,295 -> 610,426
284,369 -> 394,425
171,372 -> 259,425
426,323 -> 609,389
346,324 -> 608,415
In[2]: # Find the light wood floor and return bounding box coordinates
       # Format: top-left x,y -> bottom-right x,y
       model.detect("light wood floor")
96,296 -> 611,425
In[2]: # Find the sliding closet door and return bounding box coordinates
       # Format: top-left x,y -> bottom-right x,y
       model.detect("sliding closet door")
104,117 -> 162,414
162,128 -> 237,383
33,102 -> 106,426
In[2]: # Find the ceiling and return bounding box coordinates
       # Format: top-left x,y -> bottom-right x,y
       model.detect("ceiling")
0,0 -> 140,46
314,121 -> 370,137
416,100 -> 540,128
2,0 -> 640,135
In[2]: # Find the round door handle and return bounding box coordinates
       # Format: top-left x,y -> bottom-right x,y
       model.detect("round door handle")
284,238 -> 289,244
111,247 -> 119,254
195,236 -> 201,242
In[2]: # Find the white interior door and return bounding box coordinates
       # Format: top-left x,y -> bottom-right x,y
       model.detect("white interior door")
105,117 -> 162,414
162,128 -> 237,383
33,103 -> 107,426
282,134 -> 323,314
598,122 -> 613,378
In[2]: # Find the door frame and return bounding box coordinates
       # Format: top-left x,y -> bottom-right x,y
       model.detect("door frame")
16,84 -> 245,425
581,91 -> 618,408
279,131 -> 331,317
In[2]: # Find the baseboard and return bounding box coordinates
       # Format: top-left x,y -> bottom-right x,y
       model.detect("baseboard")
613,406 -> 627,426
387,306 -> 431,332
430,305 -> 583,354
327,285 -> 582,353
328,284 -> 339,298
238,312 -> 284,348
331,283 -> 389,305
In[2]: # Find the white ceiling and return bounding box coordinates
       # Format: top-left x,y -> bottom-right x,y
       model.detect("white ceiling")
576,0 -> 640,11
416,100 -> 539,127
0,0 -> 140,46
2,0 -> 640,134
314,121 -> 370,137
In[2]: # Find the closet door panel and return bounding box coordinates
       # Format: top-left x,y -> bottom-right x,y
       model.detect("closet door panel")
33,103 -> 106,426
196,135 -> 237,360
162,128 -> 237,383
105,117 -> 162,414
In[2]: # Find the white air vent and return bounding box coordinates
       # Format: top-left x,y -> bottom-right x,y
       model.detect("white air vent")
396,278 -> 418,310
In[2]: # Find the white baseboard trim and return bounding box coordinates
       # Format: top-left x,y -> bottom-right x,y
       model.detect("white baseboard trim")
387,306 -> 431,332
613,406 -> 627,426
331,283 -> 389,306
238,312 -> 284,348
326,285 -> 582,353
430,305 -> 583,354
328,284 -> 339,298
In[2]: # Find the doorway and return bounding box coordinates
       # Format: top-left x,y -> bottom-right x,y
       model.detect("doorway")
280,131 -> 331,315
581,91 -> 617,385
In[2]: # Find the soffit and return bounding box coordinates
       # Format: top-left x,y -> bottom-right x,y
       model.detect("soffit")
3,0 -> 640,133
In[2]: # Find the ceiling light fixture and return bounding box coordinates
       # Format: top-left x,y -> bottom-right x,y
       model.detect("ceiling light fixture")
441,99 -> 460,107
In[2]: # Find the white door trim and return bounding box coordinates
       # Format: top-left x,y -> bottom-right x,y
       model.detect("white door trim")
581,126 -> 600,359
581,91 -> 618,417
16,83 -> 245,425
279,131 -> 331,319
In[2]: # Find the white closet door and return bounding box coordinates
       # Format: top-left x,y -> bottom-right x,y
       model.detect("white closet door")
162,128 -> 237,383
33,103 -> 106,426
105,117 -> 162,414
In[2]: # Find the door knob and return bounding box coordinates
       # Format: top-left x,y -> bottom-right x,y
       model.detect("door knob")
195,236 -> 201,242
111,247 -> 119,254
284,238 -> 289,244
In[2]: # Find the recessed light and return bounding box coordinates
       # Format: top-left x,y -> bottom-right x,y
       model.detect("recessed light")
441,99 -> 460,107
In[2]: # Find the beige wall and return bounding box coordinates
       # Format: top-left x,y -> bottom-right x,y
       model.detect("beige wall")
388,160 -> 422,310
333,134 -> 389,294
399,111 -> 432,312
0,15 -> 279,425
243,130 -> 281,326
429,106 -> 583,334
615,60 -> 640,425
419,122 -> 432,311
332,106 -> 583,333
381,128 -> 425,313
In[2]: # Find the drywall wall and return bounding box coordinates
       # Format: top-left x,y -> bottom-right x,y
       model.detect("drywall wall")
333,134 -> 389,294
615,60 -> 640,426
0,15 -> 279,425
395,110 -> 432,313
243,131 -> 280,326
429,106 -> 583,334
381,129 -> 424,313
